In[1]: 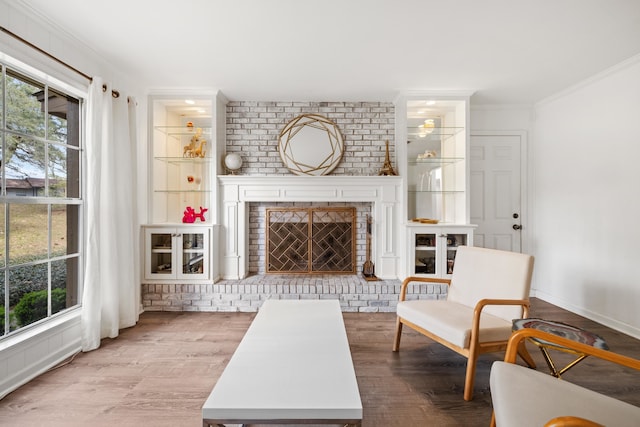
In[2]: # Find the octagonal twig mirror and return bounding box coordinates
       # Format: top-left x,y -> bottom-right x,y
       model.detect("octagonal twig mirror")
278,114 -> 345,176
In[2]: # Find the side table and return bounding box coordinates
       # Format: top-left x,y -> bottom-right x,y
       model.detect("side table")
512,318 -> 609,378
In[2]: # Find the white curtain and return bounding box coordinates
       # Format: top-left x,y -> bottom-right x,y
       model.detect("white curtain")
81,77 -> 139,352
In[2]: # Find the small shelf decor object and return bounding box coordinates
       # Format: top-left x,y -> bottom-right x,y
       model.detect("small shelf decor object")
224,152 -> 243,174
182,206 -> 208,223
411,218 -> 439,224
278,113 -> 344,176
378,140 -> 397,176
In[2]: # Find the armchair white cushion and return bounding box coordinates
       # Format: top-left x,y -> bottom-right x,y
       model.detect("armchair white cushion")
393,246 -> 535,401
397,301 -> 514,348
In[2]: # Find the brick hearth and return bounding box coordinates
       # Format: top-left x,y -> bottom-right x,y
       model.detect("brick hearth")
141,274 -> 449,313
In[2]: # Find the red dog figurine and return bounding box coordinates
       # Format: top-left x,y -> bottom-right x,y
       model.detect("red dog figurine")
182,206 -> 208,223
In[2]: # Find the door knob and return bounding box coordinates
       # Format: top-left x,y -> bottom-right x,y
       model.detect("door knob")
512,224 -> 522,230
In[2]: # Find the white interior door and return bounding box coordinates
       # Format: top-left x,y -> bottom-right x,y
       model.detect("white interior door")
470,133 -> 523,252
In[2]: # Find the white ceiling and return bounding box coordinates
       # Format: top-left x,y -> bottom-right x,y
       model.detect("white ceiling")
18,0 -> 640,105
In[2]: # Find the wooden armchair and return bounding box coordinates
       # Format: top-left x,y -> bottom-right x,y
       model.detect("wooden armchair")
393,245 -> 535,401
490,328 -> 640,426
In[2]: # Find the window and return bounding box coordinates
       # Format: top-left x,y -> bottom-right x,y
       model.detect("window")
1,59 -> 84,337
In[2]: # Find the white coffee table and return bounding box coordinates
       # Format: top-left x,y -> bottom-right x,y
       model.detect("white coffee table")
202,299 -> 363,426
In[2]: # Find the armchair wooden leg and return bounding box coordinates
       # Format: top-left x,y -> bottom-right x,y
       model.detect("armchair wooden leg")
393,317 -> 403,352
464,344 -> 479,401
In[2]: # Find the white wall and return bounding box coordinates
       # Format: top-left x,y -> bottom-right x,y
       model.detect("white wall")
532,55 -> 640,339
471,104 -> 533,132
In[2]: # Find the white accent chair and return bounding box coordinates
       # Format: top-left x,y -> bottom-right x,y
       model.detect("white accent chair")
490,328 -> 640,427
393,245 -> 535,401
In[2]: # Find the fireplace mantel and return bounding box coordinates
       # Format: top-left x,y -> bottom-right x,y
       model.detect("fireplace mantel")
219,175 -> 403,279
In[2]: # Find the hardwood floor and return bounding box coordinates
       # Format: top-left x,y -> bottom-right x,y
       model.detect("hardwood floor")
1,298 -> 639,427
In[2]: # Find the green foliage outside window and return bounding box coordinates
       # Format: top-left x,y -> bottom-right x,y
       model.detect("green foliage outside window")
13,288 -> 67,327
0,261 -> 67,307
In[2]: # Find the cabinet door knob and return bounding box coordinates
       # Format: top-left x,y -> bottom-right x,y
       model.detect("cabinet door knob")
512,224 -> 522,230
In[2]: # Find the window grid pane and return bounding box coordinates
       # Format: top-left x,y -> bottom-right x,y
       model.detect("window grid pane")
6,70 -> 46,139
48,143 -> 80,198
52,257 -> 76,310
9,263 -> 48,331
9,204 -> 49,265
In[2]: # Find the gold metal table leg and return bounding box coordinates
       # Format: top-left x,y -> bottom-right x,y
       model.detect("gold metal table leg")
538,345 -> 589,378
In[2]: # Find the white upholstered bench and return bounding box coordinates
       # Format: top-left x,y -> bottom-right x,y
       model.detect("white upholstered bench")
202,299 -> 363,427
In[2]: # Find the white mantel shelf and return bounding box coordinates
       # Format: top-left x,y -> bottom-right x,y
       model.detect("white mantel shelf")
218,175 -> 403,280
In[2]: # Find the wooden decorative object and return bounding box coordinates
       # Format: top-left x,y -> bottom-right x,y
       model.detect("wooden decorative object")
378,140 -> 397,176
362,215 -> 377,281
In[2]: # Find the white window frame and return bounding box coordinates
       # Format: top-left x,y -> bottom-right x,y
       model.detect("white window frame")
0,51 -> 87,339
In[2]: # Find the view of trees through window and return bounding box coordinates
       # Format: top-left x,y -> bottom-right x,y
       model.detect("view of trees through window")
1,61 -> 83,337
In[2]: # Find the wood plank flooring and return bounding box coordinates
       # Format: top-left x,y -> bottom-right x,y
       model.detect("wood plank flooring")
0,298 -> 639,427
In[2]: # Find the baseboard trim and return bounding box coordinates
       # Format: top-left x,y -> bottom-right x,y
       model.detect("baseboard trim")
532,289 -> 640,340
0,308 -> 82,399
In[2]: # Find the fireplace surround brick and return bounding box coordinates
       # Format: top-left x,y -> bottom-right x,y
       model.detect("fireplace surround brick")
225,101 -> 395,176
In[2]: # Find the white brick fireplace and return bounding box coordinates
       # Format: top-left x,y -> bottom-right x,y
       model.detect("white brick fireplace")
219,175 -> 403,280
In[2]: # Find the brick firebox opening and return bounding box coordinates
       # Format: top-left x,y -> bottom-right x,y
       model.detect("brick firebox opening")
266,207 -> 356,274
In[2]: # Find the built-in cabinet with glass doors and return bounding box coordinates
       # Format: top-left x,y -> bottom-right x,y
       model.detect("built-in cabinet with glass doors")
396,93 -> 476,278
144,226 -> 214,282
143,95 -> 224,283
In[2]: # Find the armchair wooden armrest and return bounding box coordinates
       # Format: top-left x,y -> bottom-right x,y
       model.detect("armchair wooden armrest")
543,416 -> 604,427
470,298 -> 535,369
504,329 -> 640,369
473,298 -> 530,321
471,299 -> 530,341
398,276 -> 451,302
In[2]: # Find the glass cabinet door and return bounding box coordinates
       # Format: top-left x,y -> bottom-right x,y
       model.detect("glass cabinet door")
178,230 -> 209,280
149,231 -> 174,276
414,233 -> 437,275
444,232 -> 468,275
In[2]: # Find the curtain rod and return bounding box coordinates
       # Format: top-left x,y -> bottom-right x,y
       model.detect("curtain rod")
1,25 -> 120,98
